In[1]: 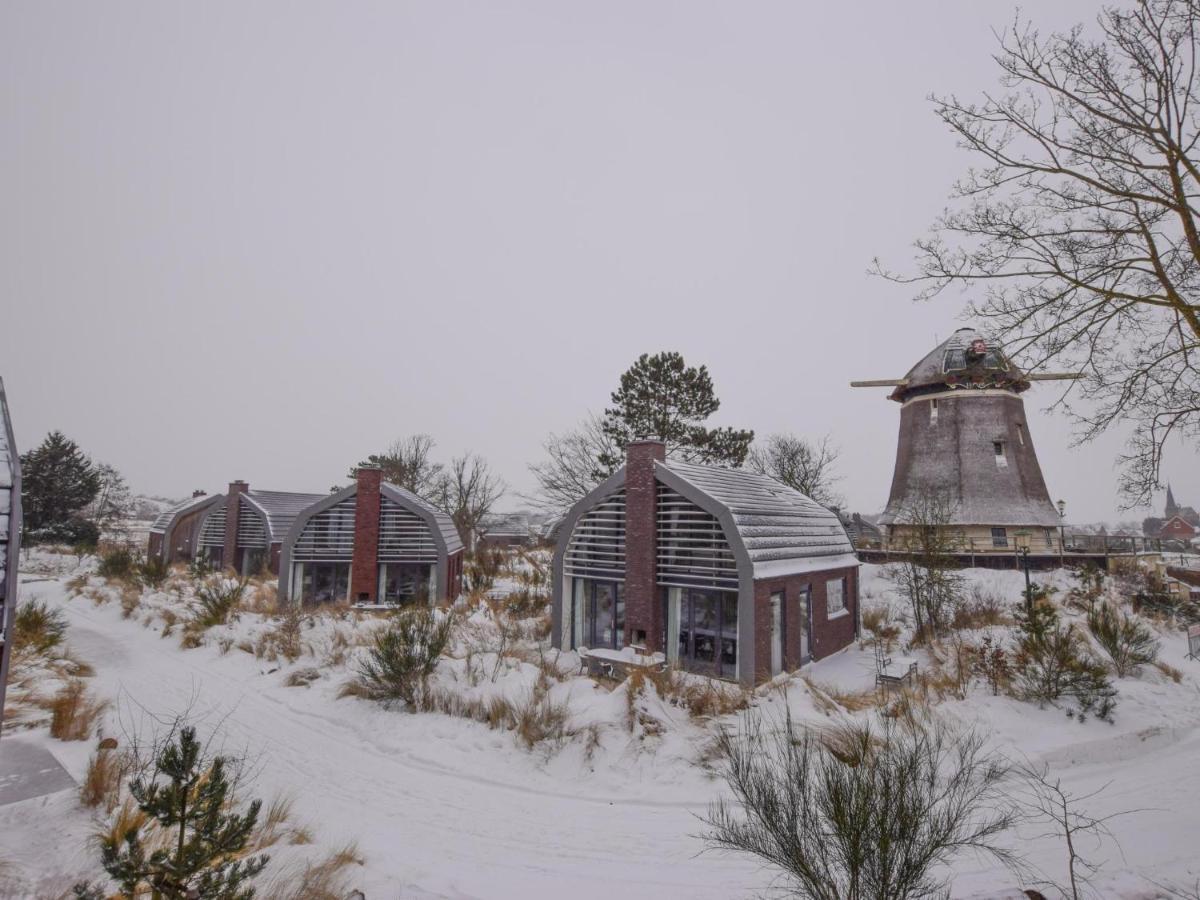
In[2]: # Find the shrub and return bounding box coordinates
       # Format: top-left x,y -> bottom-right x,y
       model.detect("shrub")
96,545 -> 137,580
137,555 -> 170,589
13,600 -> 68,656
46,680 -> 107,741
350,608 -> 454,705
1086,603 -> 1160,677
192,578 -> 247,628
80,744 -> 132,812
952,585 -> 1013,630
971,634 -> 1011,696
188,553 -> 217,582
1012,602 -> 1117,722
704,712 -> 1017,899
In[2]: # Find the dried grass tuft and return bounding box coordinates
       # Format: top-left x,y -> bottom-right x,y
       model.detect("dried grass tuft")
45,680 -> 107,741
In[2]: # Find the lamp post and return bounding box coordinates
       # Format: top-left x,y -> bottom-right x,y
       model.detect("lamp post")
1015,529 -> 1033,611
1057,499 -> 1066,566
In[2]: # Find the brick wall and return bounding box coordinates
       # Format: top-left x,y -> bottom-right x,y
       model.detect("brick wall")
351,468 -> 382,603
222,482 -> 249,571
751,565 -> 858,682
624,440 -> 666,650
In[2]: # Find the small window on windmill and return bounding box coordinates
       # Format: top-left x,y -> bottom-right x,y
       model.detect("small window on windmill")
1016,423 -> 1025,446
993,441 -> 1008,468
930,398 -> 939,424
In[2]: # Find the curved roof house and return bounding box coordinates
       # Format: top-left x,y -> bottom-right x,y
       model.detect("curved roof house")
148,492 -> 223,565
279,468 -> 464,606
552,440 -> 859,685
0,378 -> 20,729
186,482 -> 326,575
874,327 -> 1063,553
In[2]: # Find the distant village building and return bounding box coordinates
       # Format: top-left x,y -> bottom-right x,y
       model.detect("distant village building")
0,378 -> 20,728
551,440 -> 859,685
861,327 -> 1064,554
1143,485 -> 1200,542
148,481 -> 326,576
477,514 -> 534,550
278,467 -> 464,606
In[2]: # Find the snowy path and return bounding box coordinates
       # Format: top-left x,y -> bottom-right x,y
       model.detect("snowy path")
23,581 -> 767,899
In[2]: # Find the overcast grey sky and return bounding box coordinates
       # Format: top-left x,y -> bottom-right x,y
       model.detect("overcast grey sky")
2,0 -> 1197,524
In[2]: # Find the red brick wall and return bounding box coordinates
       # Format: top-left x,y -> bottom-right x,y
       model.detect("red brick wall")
148,532 -> 163,561
624,440 -> 666,650
222,482 -> 248,570
751,565 -> 858,683
351,468 -> 382,603
269,542 -> 282,575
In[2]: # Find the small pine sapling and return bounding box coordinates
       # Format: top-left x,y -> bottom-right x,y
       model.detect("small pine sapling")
1086,603 -> 1160,677
76,724 -> 267,899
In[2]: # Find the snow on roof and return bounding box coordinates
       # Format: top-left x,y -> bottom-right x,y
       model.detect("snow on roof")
659,460 -> 858,579
380,482 -> 464,556
892,326 -> 1030,402
150,494 -> 218,534
244,490 -> 330,544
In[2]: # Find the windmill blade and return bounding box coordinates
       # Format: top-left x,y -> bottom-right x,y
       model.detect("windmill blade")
850,379 -> 907,388
1026,373 -> 1083,381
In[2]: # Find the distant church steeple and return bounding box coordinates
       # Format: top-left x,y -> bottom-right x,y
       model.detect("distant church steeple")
1166,484 -> 1179,518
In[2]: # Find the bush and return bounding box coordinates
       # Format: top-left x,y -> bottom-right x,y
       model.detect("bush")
350,608 -> 454,706
13,600 -> 68,655
46,680 -> 107,741
28,517 -> 100,548
704,712 -> 1017,899
188,553 -> 217,581
80,744 -> 132,812
192,578 -> 247,628
137,555 -> 170,589
1086,602 -> 1160,677
1012,602 -> 1117,722
96,545 -> 137,580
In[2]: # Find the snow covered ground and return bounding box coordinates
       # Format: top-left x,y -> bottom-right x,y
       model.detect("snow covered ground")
3,551 -> 1200,898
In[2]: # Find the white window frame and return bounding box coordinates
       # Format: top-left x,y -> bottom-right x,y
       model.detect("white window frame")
826,578 -> 846,617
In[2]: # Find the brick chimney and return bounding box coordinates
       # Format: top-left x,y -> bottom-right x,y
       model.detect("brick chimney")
624,439 -> 666,650
222,481 -> 249,571
351,467 -> 383,604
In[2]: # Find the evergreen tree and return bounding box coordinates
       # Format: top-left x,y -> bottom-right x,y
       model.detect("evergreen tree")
80,725 -> 268,899
20,431 -> 101,539
598,352 -> 754,473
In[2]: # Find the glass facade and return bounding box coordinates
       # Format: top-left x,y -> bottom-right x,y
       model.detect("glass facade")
379,563 -> 432,605
571,578 -> 625,650
298,562 -> 350,604
672,588 -> 737,679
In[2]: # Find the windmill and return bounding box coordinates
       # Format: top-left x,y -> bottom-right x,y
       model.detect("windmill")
853,327 -> 1078,556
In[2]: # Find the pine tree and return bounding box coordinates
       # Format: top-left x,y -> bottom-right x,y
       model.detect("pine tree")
20,431 -> 102,540
597,352 -> 754,473
82,725 -> 268,899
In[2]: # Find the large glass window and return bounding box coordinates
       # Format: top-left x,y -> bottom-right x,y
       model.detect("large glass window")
675,588 -> 737,679
379,563 -> 431,605
300,562 -> 350,604
572,579 -> 624,650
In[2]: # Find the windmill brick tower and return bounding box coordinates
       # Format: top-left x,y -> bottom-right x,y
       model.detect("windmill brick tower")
854,327 -> 1068,555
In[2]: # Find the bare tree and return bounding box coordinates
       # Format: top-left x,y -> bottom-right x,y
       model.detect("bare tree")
877,0 -> 1200,506
746,433 -> 843,507
433,454 -> 506,552
883,491 -> 965,637
524,414 -> 619,514
704,711 -> 1019,900
83,462 -> 135,539
349,434 -> 443,496
1016,764 -> 1138,900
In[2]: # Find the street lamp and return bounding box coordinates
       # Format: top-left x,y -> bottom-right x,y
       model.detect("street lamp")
1014,529 -> 1033,611
1057,499 -> 1067,565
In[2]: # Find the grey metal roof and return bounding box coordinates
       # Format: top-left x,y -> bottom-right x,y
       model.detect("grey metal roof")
659,460 -> 858,579
150,494 -> 218,534
244,490 -> 330,543
379,482 -> 464,555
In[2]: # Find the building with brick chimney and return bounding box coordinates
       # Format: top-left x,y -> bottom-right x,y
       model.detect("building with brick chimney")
278,467 -> 464,606
551,440 -> 859,685
149,481 -> 327,576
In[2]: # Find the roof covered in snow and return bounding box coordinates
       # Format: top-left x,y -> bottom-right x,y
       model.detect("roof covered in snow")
150,494 -> 220,534
658,460 -> 858,579
891,327 -> 1030,402
243,490 -> 330,544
